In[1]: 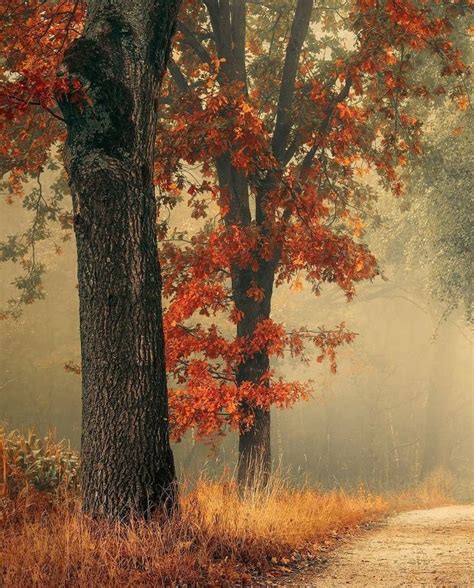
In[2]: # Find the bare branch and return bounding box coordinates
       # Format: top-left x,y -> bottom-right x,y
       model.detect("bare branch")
231,0 -> 247,86
271,0 -> 313,162
177,20 -> 212,65
167,58 -> 190,93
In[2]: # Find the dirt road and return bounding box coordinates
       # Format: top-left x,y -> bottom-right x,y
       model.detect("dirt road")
291,504 -> 474,586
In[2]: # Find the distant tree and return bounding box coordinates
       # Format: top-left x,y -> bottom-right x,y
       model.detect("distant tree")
364,67 -> 472,480
404,125 -> 472,323
412,123 -> 473,478
156,0 -> 469,486
389,110 -> 473,478
0,0 -> 181,519
371,16 -> 472,324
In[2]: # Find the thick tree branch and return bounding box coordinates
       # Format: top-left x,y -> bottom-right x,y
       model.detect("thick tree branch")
231,0 -> 247,86
217,0 -> 233,68
177,20 -> 212,65
203,0 -> 234,81
168,58 -> 189,93
271,0 -> 313,162
299,76 -> 352,177
282,77 -> 337,165
262,76 -> 352,267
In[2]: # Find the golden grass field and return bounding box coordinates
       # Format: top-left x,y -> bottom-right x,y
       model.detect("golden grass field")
0,429 -> 452,586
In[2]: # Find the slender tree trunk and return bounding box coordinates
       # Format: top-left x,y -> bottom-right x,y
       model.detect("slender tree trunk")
237,355 -> 272,489
232,262 -> 275,489
421,384 -> 448,478
420,323 -> 454,480
215,153 -> 276,488
58,0 -> 180,519
207,2 -> 313,489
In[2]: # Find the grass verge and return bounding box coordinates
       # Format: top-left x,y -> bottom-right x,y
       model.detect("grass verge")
0,428 -> 452,586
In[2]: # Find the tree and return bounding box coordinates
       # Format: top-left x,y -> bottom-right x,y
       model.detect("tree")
1,0 -> 469,490
1,0 -> 181,518
409,124 -> 473,478
371,27 -> 473,324
156,0 -> 469,485
370,98 -> 473,479
403,125 -> 472,323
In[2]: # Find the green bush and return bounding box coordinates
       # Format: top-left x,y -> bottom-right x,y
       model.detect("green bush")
0,427 -> 79,501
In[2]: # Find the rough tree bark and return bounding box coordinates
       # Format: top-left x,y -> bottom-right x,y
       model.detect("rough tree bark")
58,0 -> 181,519
233,263 -> 275,489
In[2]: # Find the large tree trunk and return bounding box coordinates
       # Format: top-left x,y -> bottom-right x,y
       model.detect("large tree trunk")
58,0 -> 180,519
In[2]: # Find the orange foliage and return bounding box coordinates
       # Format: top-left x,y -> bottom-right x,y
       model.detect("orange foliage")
156,0 -> 468,440
0,0 -> 469,441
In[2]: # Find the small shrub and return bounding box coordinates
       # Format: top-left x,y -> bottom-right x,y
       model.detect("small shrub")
0,427 -> 79,504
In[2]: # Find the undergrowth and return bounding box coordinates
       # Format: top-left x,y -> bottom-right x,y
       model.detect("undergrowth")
0,428 -> 452,587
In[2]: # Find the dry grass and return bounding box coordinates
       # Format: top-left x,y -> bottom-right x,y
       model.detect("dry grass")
0,477 -> 389,587
0,473 -> 453,587
387,467 -> 455,512
0,428 -> 454,586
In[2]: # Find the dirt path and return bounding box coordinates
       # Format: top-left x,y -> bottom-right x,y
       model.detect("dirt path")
290,505 -> 474,586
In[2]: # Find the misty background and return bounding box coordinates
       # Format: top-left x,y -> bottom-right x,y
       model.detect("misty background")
1,82 -> 473,496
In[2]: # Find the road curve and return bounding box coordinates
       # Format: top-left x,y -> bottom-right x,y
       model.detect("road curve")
293,505 -> 474,586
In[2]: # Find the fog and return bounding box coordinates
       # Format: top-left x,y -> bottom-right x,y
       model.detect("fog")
1,178 -> 472,498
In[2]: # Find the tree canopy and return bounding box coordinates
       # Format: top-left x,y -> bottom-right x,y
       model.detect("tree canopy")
0,0 -> 470,463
